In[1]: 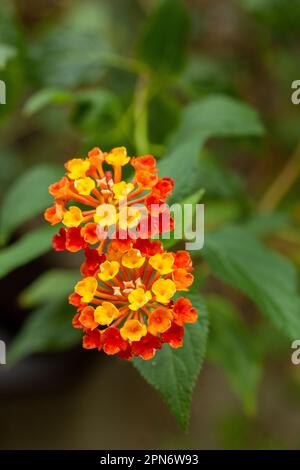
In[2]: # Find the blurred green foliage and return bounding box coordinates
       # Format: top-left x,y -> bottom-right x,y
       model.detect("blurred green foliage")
1,0 -> 300,440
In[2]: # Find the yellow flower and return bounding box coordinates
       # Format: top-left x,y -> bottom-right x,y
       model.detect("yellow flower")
74,177 -> 95,195
66,158 -> 90,179
128,288 -> 152,311
112,181 -> 134,200
118,206 -> 141,230
152,279 -> 176,304
98,260 -> 120,281
94,302 -> 119,326
120,319 -> 147,342
122,249 -> 145,269
94,203 -> 117,227
62,206 -> 83,227
75,277 -> 98,303
105,147 -> 130,166
149,253 -> 174,275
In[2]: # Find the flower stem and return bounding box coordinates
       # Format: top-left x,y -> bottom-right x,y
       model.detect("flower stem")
258,142 -> 300,212
134,74 -> 150,155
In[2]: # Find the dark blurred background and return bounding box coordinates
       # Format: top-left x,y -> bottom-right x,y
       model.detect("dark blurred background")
1,0 -> 300,449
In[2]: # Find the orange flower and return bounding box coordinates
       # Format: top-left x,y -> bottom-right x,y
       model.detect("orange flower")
70,242 -> 198,360
44,203 -> 64,225
88,147 -> 105,167
172,268 -> 194,291
173,251 -> 193,270
153,177 -> 174,198
134,170 -> 158,189
49,176 -> 70,199
131,155 -> 157,172
45,144 -> 199,362
122,249 -> 145,269
81,223 -> 99,245
173,297 -> 198,326
79,306 -> 99,330
148,307 -> 173,336
46,146 -> 174,254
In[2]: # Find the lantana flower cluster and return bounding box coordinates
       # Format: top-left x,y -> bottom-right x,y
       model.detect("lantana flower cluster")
45,146 -> 198,360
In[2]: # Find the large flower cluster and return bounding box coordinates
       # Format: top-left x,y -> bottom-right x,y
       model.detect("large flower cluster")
45,147 -> 198,360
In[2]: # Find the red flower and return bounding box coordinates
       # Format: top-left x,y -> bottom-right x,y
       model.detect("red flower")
133,239 -> 163,257
101,327 -> 128,355
144,193 -> 167,215
81,248 -> 105,276
69,292 -> 86,308
173,297 -> 198,326
82,329 -> 102,350
52,227 -> 67,251
153,177 -> 174,198
131,333 -> 162,360
157,211 -> 175,234
137,211 -> 174,238
161,323 -> 184,348
66,227 -> 87,252
72,313 -> 82,329
81,222 -> 99,245
173,251 -> 193,270
118,344 -> 133,360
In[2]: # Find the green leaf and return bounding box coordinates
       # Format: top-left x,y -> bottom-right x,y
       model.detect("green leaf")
8,301 -> 81,365
192,150 -> 245,199
71,89 -> 121,140
24,88 -> 74,116
0,164 -> 62,243
238,0 -> 300,35
29,2 -> 114,87
19,269 -> 79,308
0,226 -> 55,279
138,0 -> 189,75
0,12 -> 24,122
206,295 -> 262,414
159,95 -> 264,201
244,212 -> 289,237
205,201 -> 241,230
203,226 -> 300,339
172,95 -> 264,145
133,291 -> 209,431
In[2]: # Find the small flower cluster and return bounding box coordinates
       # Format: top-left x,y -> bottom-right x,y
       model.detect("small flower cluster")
45,147 -> 174,253
45,147 -> 198,360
